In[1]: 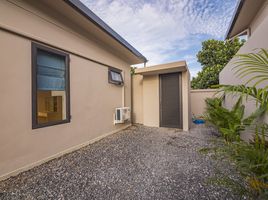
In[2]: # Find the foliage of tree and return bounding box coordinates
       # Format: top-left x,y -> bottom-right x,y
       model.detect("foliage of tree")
131,66 -> 137,75
191,38 -> 245,89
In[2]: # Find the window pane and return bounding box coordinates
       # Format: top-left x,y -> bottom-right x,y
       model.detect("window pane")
110,71 -> 122,82
37,91 -> 66,124
36,49 -> 67,125
37,50 -> 65,91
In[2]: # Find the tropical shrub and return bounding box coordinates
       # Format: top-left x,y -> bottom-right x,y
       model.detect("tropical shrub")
218,85 -> 268,127
205,49 -> 268,198
223,125 -> 268,197
204,97 -> 247,142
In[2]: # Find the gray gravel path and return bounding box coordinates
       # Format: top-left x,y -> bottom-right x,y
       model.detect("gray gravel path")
0,125 -> 249,200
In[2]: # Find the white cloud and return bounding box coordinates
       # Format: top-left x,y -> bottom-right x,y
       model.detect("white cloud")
182,55 -> 195,63
189,67 -> 201,78
80,0 -> 237,75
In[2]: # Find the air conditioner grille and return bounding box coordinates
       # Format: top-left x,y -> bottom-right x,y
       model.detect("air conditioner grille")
114,107 -> 130,124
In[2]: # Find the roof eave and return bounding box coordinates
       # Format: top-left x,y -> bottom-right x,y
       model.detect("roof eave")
135,61 -> 188,76
63,0 -> 147,63
225,0 -> 245,40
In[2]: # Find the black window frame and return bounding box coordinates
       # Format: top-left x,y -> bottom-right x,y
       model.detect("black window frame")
32,42 -> 71,129
108,67 -> 124,85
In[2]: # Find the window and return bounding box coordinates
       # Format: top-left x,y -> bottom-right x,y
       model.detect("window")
108,67 -> 123,85
32,43 -> 70,129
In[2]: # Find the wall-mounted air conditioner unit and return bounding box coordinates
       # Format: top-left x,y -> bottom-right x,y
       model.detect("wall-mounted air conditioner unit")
114,107 -> 131,124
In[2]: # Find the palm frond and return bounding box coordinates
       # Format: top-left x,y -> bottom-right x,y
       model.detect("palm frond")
218,85 -> 268,105
217,85 -> 268,123
232,49 -> 268,87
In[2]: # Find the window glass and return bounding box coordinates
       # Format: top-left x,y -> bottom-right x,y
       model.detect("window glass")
110,71 -> 122,82
37,50 -> 66,124
32,44 -> 70,128
37,50 -> 66,91
37,91 -> 66,124
108,69 -> 123,85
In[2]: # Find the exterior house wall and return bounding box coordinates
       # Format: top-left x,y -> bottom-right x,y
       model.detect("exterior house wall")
143,75 -> 160,127
250,1 -> 268,35
182,71 -> 190,130
219,1 -> 268,120
190,89 -> 217,117
0,0 -> 132,68
132,75 -> 143,124
220,2 -> 268,88
0,0 -> 134,180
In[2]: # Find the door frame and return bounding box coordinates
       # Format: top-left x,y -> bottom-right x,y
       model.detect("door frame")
159,72 -> 183,128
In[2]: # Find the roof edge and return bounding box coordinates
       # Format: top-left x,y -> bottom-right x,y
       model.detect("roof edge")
145,60 -> 187,68
225,0 -> 245,39
63,0 -> 147,63
135,60 -> 188,75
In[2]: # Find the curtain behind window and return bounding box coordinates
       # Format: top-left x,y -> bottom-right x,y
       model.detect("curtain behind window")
37,50 -> 65,91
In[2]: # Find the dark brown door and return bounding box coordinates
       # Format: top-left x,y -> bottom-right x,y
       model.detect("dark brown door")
160,72 -> 182,128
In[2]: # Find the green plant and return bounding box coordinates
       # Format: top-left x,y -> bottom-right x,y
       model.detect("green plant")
218,85 -> 268,123
191,38 -> 245,89
233,49 -> 268,89
200,125 -> 268,198
223,125 -> 268,196
131,66 -> 137,75
206,175 -> 251,197
218,49 -> 268,120
205,97 -> 226,128
218,85 -> 268,108
205,48 -> 268,198
204,97 -> 248,142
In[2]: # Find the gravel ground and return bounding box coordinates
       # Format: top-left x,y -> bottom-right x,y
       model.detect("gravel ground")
0,125 -> 250,200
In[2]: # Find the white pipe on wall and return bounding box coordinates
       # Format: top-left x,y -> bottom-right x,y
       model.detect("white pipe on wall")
122,70 -> 125,107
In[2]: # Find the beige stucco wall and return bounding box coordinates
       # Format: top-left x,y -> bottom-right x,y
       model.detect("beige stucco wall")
143,75 -> 160,127
132,71 -> 190,131
132,75 -> 143,124
220,2 -> 268,87
182,71 -> 190,131
190,89 -> 217,117
0,0 -> 133,179
250,1 -> 268,35
219,1 -> 268,121
0,0 -> 135,67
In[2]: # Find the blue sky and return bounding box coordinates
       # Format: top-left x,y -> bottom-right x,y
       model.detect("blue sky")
80,0 -> 238,77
